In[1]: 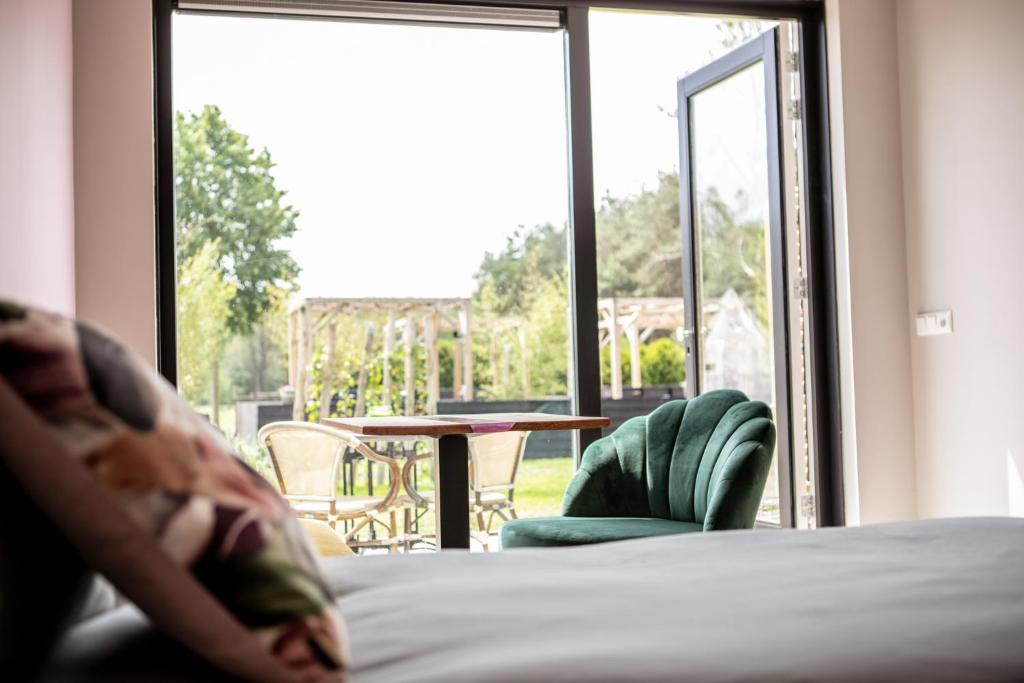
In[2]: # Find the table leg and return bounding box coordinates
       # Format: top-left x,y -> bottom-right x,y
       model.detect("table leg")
435,434 -> 470,549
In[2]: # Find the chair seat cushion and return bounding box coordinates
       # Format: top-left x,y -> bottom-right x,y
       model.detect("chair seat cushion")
500,516 -> 703,548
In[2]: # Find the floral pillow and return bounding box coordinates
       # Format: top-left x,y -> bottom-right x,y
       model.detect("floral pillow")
0,301 -> 347,681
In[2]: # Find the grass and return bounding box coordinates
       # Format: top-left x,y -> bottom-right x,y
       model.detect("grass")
512,457 -> 575,519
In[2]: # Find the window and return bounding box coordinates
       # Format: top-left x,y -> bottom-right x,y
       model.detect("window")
155,0 -> 842,549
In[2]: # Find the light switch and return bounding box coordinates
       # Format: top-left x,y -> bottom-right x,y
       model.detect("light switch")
916,310 -> 953,336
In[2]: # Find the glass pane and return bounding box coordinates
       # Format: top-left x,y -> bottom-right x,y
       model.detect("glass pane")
689,62 -> 780,522
588,10 -> 773,435
172,13 -> 571,551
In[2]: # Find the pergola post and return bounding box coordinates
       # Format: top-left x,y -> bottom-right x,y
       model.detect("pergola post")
293,303 -> 311,421
285,298 -> 472,418
382,310 -> 395,411
287,308 -> 297,388
609,297 -> 623,400
403,316 -> 416,415
319,322 -> 337,420
424,313 -> 440,414
354,322 -> 375,417
626,323 -> 642,389
453,337 -> 464,400
517,325 -> 530,397
459,303 -> 473,401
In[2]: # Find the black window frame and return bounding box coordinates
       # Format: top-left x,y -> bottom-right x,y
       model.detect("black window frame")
152,0 -> 844,527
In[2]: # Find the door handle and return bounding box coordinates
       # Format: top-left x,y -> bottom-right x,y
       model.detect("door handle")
681,329 -> 695,352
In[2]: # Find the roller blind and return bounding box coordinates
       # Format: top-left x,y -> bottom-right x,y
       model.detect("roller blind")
175,1 -> 563,29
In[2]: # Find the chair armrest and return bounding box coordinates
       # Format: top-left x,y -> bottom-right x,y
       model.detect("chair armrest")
703,419 -> 776,531
401,452 -> 433,508
341,437 -> 403,511
561,419 -> 651,518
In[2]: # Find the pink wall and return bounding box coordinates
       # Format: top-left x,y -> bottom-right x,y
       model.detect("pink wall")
73,0 -> 156,365
0,0 -> 76,315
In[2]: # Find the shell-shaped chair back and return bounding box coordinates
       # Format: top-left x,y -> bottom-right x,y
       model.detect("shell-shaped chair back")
563,390 -> 776,530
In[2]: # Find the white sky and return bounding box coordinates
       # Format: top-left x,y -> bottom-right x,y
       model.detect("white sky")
173,9 -> 771,298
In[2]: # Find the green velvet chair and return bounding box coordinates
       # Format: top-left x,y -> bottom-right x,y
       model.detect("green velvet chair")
500,390 -> 776,548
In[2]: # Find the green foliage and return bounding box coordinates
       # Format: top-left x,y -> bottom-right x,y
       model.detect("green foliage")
221,287 -> 290,399
472,171 -> 768,395
303,316 -> 430,422
596,172 -> 683,298
522,275 -> 570,396
474,223 -> 566,317
697,187 -> 769,330
174,105 -> 300,335
473,226 -> 570,399
600,336 -> 685,387
233,435 -> 274,482
438,338 -> 455,391
640,337 -> 686,385
177,241 -> 236,404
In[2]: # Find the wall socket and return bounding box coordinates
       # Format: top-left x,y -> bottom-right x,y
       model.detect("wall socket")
916,310 -> 953,336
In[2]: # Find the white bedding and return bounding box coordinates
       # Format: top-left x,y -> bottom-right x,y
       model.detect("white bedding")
333,518 -> 1024,683
48,517 -> 1024,682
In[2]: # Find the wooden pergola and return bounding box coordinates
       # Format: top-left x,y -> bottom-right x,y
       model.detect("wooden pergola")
598,297 -> 685,399
287,297 -> 473,421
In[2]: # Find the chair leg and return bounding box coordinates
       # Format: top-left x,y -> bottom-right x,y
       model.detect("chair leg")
389,510 -> 399,554
403,507 -> 412,552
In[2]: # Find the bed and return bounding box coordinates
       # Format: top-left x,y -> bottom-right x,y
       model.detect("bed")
44,517 -> 1024,682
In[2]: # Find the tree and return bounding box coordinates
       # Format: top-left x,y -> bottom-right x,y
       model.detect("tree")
696,186 -> 769,330
474,222 -> 566,317
177,241 -> 236,408
473,223 -> 570,399
222,285 -> 290,399
174,105 -> 300,336
471,172 -> 770,395
596,172 -> 682,298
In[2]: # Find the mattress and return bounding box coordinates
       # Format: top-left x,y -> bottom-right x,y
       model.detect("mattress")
45,517 -> 1024,682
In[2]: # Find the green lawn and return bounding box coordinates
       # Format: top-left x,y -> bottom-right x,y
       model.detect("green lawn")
512,457 -> 575,519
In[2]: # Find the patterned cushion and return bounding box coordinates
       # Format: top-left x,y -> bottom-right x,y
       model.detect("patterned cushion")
0,301 -> 347,682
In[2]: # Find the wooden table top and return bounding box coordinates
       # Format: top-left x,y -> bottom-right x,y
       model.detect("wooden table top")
321,412 -> 609,437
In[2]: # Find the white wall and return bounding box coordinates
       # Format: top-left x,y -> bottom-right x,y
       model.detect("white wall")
73,0 -> 157,365
825,0 -> 918,523
0,0 -> 76,315
897,0 -> 1024,518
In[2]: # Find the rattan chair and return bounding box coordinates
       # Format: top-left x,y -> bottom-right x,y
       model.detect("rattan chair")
257,421 -> 402,551
403,431 -> 528,550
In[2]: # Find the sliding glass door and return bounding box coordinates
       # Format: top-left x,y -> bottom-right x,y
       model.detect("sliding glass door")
156,0 -> 841,535
677,30 -> 792,525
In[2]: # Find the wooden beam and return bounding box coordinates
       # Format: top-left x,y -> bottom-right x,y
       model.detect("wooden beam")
453,335 -> 463,400
517,325 -> 530,397
382,310 -> 395,412
626,323 -> 642,389
460,303 -> 473,401
403,317 -> 416,416
354,322 -> 376,417
609,297 -> 622,400
293,304 -> 311,420
424,314 -> 440,414
319,322 -> 337,420
287,308 -> 296,387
